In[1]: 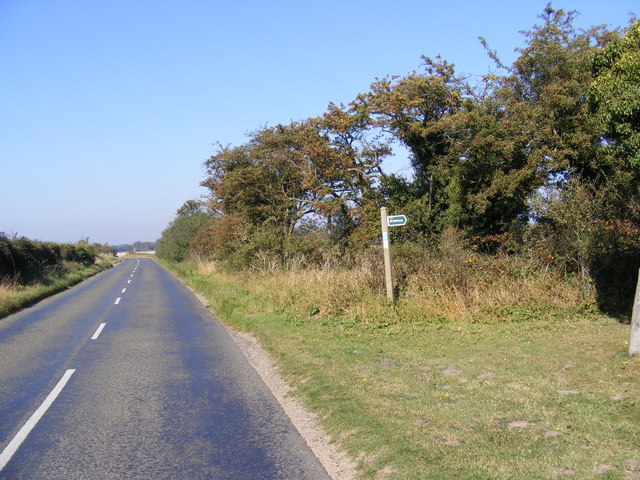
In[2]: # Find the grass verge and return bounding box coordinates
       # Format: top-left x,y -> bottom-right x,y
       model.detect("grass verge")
0,256 -> 117,318
163,259 -> 640,480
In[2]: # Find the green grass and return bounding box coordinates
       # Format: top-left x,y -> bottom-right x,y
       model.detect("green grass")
162,259 -> 640,480
0,257 -> 117,318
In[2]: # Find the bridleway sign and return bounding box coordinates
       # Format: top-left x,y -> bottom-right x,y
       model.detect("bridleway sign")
387,215 -> 407,227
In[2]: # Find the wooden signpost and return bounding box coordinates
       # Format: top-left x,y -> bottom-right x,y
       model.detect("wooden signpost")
630,268 -> 640,356
380,208 -> 407,303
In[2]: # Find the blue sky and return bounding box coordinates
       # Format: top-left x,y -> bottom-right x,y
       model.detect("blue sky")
0,0 -> 636,245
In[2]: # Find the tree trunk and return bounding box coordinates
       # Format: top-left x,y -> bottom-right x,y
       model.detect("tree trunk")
629,268 -> 640,356
428,175 -> 434,210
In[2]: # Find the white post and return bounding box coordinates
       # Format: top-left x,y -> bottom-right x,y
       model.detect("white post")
629,268 -> 640,356
380,207 -> 394,303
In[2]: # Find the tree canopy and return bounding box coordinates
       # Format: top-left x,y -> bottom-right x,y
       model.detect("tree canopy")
158,7 -> 640,313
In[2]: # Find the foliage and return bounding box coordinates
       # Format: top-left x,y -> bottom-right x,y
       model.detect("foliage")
156,201 -> 212,262
63,240 -> 98,266
0,233 -> 99,284
354,7 -> 618,248
590,20 -> 640,166
0,256 -> 115,318
356,56 -> 465,237
501,7 -> 612,180
161,6 -> 640,315
198,115 -> 388,264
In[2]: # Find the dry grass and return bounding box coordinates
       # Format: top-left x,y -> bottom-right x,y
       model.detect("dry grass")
0,258 -> 116,318
0,282 -> 18,312
191,247 -> 591,326
162,257 -> 640,480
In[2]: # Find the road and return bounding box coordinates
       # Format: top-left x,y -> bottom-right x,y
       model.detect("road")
0,258 -> 330,479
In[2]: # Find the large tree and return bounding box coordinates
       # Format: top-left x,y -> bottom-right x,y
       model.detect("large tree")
501,6 -> 618,186
202,116 -> 389,251
202,122 -> 333,237
355,56 -> 467,238
356,6 -> 624,249
590,20 -> 640,167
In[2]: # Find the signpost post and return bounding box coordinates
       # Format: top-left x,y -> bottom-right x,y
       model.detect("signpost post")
380,208 -> 407,303
630,268 -> 640,356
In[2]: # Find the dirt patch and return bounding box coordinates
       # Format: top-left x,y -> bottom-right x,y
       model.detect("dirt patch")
594,464 -> 615,475
442,365 -> 463,376
558,390 -> 580,396
559,469 -> 576,476
379,357 -> 397,370
374,464 -> 398,479
625,459 -> 640,471
508,420 -> 532,429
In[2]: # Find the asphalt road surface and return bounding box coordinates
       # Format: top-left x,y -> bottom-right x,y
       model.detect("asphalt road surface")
0,258 -> 330,480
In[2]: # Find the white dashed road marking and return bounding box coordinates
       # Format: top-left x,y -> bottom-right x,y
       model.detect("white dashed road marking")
0,369 -> 76,472
0,260 -> 146,472
91,323 -> 106,340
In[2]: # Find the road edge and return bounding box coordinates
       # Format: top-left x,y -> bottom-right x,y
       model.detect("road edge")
190,290 -> 358,480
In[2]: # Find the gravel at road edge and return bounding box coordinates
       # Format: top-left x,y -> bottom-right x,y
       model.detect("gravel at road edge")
192,292 -> 358,480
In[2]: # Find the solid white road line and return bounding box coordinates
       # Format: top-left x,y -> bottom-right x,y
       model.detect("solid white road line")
0,369 -> 76,471
114,297 -> 121,305
91,323 -> 106,340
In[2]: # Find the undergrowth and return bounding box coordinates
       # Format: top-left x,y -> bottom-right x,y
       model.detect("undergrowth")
188,246 -> 596,327
0,256 -> 117,318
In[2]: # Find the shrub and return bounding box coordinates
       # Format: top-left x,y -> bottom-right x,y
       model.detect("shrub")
0,234 -> 97,284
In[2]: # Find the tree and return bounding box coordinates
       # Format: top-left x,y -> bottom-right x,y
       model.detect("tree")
590,20 -> 640,167
201,116 -> 390,258
156,201 -> 211,262
444,6 -> 617,247
318,103 -> 390,247
356,56 -> 465,238
203,123 -> 327,238
357,52 -> 544,245
501,6 -> 615,185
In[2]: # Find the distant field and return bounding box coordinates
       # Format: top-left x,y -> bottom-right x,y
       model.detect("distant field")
164,259 -> 640,480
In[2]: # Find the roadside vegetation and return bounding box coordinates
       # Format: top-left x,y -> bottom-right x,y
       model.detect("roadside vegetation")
156,6 -> 640,479
164,258 -> 639,479
158,9 -> 640,316
0,234 -> 117,318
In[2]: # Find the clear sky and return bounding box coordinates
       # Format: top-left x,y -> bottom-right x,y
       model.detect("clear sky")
0,0 -> 636,245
